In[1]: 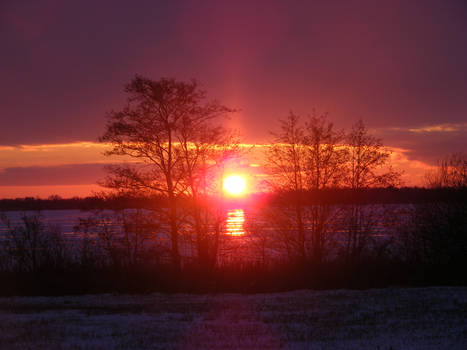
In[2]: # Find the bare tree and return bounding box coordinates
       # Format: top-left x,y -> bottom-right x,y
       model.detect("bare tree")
1,213 -> 69,273
304,113 -> 346,265
342,120 -> 401,263
75,209 -> 161,270
265,112 -> 345,265
345,120 -> 399,189
266,113 -> 308,262
179,121 -> 240,270
305,113 -> 346,189
425,152 -> 467,189
100,76 -> 235,269
401,153 -> 467,270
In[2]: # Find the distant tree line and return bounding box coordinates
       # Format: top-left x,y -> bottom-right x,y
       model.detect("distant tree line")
1,187 -> 464,212
0,195 -> 166,212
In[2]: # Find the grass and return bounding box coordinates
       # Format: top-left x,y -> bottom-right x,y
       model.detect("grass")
0,287 -> 466,349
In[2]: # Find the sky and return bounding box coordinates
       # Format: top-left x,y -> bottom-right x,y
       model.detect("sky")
1,0 -> 466,197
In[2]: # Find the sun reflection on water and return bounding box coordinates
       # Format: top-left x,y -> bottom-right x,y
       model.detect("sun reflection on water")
226,209 -> 245,236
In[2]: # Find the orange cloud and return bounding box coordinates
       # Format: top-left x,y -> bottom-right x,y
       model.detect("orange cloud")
389,123 -> 467,134
388,147 -> 434,186
0,142 -> 111,168
0,141 -> 436,199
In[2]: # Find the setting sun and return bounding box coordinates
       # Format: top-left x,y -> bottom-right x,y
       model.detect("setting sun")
223,175 -> 247,196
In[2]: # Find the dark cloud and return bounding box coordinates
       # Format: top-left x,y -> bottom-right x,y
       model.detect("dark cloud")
0,0 -> 466,163
0,163 -> 107,186
375,123 -> 467,163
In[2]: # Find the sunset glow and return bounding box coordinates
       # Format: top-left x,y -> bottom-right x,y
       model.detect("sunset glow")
223,175 -> 247,196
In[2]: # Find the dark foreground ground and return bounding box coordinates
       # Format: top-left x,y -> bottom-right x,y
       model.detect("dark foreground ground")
0,287 -> 466,349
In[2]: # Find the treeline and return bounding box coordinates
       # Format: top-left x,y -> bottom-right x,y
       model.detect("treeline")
1,187 -> 466,211
0,195 -> 166,212
270,187 -> 467,205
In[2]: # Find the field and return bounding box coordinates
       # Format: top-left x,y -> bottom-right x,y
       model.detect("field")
0,287 -> 466,349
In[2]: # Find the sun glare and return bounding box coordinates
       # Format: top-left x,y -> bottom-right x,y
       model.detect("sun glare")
223,175 -> 247,196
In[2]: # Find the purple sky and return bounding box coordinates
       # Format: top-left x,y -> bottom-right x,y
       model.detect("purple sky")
1,0 -> 467,195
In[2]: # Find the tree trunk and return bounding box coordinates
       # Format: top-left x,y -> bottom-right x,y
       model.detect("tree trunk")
295,193 -> 306,264
168,194 -> 180,270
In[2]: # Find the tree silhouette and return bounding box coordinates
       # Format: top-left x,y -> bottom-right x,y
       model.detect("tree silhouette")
179,118 -> 240,270
402,153 -> 467,277
342,120 -> 401,264
266,112 -> 345,265
345,120 -> 399,189
266,113 -> 308,262
304,114 -> 346,265
100,76 -> 235,269
425,152 -> 467,189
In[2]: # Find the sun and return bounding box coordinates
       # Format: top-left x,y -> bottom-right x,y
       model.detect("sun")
223,174 -> 247,196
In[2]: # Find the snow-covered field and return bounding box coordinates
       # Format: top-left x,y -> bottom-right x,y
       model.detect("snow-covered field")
0,287 -> 466,350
